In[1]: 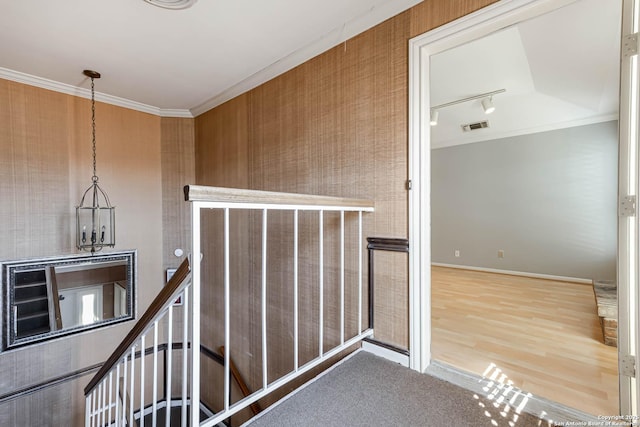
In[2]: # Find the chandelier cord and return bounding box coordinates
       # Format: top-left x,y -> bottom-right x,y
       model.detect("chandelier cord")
91,77 -> 98,184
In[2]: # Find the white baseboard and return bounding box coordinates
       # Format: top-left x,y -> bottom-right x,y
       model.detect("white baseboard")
362,341 -> 410,367
431,263 -> 592,285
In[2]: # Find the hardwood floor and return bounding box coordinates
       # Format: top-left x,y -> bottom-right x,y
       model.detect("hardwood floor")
431,266 -> 619,417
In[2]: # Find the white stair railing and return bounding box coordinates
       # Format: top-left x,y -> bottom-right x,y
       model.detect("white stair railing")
187,185 -> 375,427
84,259 -> 192,427
85,185 -> 374,426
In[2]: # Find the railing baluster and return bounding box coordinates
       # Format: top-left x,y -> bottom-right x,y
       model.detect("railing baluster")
152,320 -> 159,427
140,335 -> 146,427
340,210 -> 345,344
319,210 -> 324,357
191,202 -> 201,427
293,209 -> 299,371
130,347 -> 135,427
358,211 -> 363,334
108,371 -> 113,426
182,286 -> 189,427
84,394 -> 90,427
97,381 -> 103,427
223,207 -> 230,410
102,381 -> 107,426
166,306 -> 173,427
103,380 -> 107,426
123,354 -> 128,427
91,389 -> 96,427
262,208 -> 268,389
115,363 -> 120,427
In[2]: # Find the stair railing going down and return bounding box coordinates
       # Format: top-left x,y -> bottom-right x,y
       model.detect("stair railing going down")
85,185 -> 375,426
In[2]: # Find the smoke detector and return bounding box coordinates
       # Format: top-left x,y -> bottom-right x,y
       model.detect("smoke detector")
461,120 -> 489,132
144,0 -> 197,9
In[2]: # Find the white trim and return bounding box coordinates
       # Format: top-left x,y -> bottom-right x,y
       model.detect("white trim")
431,263 -> 592,285
433,113 -> 619,149
618,0 -> 639,415
190,0 -> 422,117
410,0 -> 633,414
408,0 -> 583,375
361,341 -> 409,367
0,67 -> 193,118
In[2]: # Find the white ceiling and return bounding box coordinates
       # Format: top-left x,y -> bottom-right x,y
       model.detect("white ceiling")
0,0 -> 420,117
429,0 -> 622,148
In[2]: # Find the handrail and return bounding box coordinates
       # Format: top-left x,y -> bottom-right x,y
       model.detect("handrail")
184,185 -> 375,210
84,257 -> 191,395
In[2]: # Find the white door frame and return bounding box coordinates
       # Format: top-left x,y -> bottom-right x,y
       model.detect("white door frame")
407,0 -> 638,415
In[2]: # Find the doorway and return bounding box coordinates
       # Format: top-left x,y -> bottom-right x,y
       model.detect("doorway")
408,0 -> 639,418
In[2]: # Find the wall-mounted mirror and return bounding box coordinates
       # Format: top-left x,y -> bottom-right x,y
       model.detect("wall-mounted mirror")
2,250 -> 136,350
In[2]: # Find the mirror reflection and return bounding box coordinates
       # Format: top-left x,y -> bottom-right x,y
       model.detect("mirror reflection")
3,250 -> 135,350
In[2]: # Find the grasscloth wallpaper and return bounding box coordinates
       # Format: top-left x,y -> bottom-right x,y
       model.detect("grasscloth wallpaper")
0,80 -> 195,425
194,0 -> 497,419
0,0 -> 497,425
195,0 -> 497,349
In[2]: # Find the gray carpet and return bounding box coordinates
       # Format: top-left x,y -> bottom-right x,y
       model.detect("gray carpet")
245,351 -> 550,427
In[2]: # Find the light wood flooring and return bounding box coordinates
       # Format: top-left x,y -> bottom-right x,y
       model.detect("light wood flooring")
431,266 -> 619,416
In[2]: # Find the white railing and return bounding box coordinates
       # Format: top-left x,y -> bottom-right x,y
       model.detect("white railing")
84,257 -> 192,427
85,185 -> 374,426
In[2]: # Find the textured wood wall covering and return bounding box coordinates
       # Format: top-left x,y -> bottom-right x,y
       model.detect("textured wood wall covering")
0,0 -> 498,424
194,0 -> 497,415
161,117 -> 195,271
0,78 -> 168,426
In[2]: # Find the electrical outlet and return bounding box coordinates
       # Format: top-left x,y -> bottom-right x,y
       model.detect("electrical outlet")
498,250 -> 504,259
454,250 -> 460,257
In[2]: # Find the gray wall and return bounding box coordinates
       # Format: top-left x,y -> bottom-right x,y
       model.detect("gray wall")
431,120 -> 618,281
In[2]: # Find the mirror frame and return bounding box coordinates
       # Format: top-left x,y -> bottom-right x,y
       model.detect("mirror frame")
1,250 -> 136,351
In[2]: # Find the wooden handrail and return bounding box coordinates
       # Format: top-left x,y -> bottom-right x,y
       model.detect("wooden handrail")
184,185 -> 374,210
84,258 -> 191,395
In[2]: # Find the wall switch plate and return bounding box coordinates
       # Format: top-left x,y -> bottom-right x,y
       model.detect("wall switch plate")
454,250 -> 460,257
498,250 -> 504,258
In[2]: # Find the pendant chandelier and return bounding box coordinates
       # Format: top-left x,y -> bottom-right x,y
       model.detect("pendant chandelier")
76,69 -> 115,253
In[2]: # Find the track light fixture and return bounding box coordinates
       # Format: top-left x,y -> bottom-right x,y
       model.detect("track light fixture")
430,89 -> 505,126
481,97 -> 495,114
430,110 -> 439,126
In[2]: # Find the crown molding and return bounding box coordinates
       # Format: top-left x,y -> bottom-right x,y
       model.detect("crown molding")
0,67 -> 193,118
190,0 -> 422,117
1,0 -> 421,119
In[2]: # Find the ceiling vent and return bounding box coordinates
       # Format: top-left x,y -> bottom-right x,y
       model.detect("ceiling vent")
461,120 -> 490,132
144,0 -> 197,9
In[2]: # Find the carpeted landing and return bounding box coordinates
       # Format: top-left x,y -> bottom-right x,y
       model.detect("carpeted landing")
244,351 -> 550,427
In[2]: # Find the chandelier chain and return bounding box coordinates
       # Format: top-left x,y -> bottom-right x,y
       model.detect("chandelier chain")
91,77 -> 98,183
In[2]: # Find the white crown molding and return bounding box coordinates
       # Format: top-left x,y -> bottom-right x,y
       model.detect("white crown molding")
190,0 -> 422,117
0,67 -> 193,118
432,113 -> 619,149
1,0 -> 420,119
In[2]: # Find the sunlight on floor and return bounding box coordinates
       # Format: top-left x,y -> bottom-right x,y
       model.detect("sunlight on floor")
474,362 -> 553,427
